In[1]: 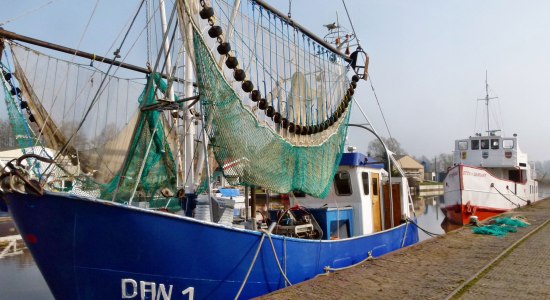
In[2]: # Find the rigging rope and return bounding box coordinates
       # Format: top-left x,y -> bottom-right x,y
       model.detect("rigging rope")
38,0 -> 148,179
491,184 -> 520,208
0,0 -> 55,27
368,74 -> 394,142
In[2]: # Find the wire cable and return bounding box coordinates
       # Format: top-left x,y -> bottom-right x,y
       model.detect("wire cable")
368,74 -> 394,141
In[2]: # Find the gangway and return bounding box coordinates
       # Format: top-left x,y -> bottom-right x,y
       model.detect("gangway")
0,235 -> 24,259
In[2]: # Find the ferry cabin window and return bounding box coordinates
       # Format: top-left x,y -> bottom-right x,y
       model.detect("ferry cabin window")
503,139 -> 514,149
362,172 -> 370,195
334,171 -> 352,196
471,140 -> 479,150
372,177 -> 379,196
458,141 -> 468,150
480,139 -> 489,150
491,139 -> 499,149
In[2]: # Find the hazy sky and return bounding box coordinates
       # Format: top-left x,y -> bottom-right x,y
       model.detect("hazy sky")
1,0 -> 550,161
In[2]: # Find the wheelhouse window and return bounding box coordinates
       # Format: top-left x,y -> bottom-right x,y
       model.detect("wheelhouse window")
458,141 -> 468,150
372,177 -> 379,196
471,140 -> 479,150
361,172 -> 370,195
334,171 -> 352,196
503,139 -> 514,149
480,139 -> 489,149
491,139 -> 499,149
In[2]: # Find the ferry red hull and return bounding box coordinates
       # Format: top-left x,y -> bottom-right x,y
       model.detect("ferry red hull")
440,203 -> 508,225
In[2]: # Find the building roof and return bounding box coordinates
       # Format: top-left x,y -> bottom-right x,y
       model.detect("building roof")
395,155 -> 423,170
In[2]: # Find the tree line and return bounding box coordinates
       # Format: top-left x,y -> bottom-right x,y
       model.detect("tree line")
367,137 -> 453,174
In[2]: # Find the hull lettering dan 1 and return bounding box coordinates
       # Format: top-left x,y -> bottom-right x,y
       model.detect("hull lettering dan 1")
0,0 -> 417,298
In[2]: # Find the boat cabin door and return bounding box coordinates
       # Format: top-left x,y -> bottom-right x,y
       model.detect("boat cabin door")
371,173 -> 382,232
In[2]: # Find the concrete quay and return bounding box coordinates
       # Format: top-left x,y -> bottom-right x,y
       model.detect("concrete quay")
261,198 -> 550,299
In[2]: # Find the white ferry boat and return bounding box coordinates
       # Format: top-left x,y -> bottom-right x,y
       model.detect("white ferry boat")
442,79 -> 539,225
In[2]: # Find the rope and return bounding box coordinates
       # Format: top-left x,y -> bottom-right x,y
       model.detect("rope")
40,0 -> 149,179
0,0 -> 55,27
368,74 -> 394,141
406,217 -> 441,238
262,229 -> 293,286
491,184 -> 520,208
341,0 -> 360,46
234,234 -> 265,300
401,219 -> 410,247
505,186 -> 530,203
316,251 -> 374,277
234,227 -> 292,300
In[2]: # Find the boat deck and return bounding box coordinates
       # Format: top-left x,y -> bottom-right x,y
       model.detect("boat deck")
260,198 -> 550,299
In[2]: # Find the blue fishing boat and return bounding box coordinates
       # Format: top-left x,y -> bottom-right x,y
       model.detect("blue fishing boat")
3,151 -> 418,299
0,0 -> 418,298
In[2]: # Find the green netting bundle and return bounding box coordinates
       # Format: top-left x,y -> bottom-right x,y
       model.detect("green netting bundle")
193,30 -> 350,198
472,216 -> 529,237
472,225 -> 518,237
492,217 -> 529,228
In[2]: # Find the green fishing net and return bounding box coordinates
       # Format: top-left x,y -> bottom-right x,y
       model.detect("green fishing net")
193,30 -> 350,198
97,74 -> 180,211
472,217 -> 529,237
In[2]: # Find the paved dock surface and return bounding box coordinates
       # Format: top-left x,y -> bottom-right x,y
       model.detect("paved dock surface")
261,198 -> 550,299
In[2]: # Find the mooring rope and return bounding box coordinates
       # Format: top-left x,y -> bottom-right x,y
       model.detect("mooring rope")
315,251 -> 374,277
234,234 -> 266,300
406,217 -> 441,238
234,224 -> 291,300
505,186 -> 531,204
491,184 -> 520,208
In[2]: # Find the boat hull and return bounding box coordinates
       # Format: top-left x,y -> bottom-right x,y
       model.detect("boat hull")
3,191 -> 418,299
442,164 -> 538,225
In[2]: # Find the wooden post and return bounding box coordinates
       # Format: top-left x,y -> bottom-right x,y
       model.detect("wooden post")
250,186 -> 257,229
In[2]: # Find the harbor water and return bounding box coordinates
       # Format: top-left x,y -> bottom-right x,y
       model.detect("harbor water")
1,183 -> 548,299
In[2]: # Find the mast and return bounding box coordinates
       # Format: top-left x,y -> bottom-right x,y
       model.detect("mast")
477,71 -> 498,135
158,0 -> 183,189
176,1 -> 195,194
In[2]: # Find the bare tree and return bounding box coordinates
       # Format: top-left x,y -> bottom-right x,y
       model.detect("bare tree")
367,137 -> 406,160
437,153 -> 453,172
0,119 -> 17,150
60,121 -> 90,150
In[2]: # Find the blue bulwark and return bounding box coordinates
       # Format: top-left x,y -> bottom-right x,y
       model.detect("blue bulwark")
339,153 -> 385,169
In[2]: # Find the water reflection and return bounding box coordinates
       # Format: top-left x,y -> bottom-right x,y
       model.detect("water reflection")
0,218 -> 54,300
413,192 -> 461,241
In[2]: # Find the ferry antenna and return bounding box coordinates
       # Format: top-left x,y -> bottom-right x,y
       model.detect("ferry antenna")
477,70 -> 498,135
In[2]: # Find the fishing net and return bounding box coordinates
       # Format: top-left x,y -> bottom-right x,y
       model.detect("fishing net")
183,0 -> 355,198
97,74 -> 180,211
1,62 -> 56,178
472,216 -> 530,237
493,217 -> 529,227
5,44 -> 181,211
1,62 -> 38,150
